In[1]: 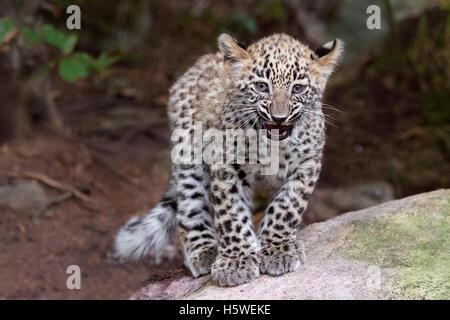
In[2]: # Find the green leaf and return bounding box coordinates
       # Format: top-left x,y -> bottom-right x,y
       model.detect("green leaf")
58,56 -> 88,82
41,24 -> 77,54
0,17 -> 15,43
223,11 -> 257,34
62,34 -> 77,54
58,51 -> 120,82
92,53 -> 120,71
72,52 -> 95,67
41,24 -> 65,48
20,27 -> 40,45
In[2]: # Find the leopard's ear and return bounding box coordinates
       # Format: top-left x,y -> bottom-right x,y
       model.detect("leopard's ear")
218,34 -> 250,63
311,39 -> 344,85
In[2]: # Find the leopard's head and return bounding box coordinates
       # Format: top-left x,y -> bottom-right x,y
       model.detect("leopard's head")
219,33 -> 343,140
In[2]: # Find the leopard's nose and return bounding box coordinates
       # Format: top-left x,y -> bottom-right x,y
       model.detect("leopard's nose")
272,115 -> 287,124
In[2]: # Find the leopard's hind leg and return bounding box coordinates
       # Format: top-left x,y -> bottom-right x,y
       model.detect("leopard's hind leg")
174,164 -> 218,277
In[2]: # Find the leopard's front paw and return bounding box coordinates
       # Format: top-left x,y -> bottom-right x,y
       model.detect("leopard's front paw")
211,253 -> 260,287
186,246 -> 218,278
259,240 -> 305,276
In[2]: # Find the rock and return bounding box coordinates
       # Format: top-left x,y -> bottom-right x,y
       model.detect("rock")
304,181 -> 394,223
0,180 -> 48,211
131,189 -> 449,300
131,272 -> 211,300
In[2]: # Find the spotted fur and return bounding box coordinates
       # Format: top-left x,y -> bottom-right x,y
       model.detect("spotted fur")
114,33 -> 343,286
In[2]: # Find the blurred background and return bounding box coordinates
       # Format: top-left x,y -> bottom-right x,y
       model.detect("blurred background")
0,0 -> 448,299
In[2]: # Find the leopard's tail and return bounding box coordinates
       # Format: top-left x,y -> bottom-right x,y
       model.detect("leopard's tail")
113,190 -> 177,261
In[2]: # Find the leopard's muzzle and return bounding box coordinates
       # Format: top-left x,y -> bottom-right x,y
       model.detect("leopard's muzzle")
262,121 -> 293,141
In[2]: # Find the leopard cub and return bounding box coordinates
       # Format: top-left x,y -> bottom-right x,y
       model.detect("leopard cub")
114,33 -> 343,287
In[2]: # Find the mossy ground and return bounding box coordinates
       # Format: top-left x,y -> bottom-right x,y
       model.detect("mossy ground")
337,191 -> 450,299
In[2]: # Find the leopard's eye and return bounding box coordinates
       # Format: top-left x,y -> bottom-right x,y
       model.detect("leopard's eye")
292,84 -> 306,95
254,82 -> 269,93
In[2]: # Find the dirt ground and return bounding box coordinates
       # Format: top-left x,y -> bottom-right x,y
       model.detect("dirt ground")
0,132 -> 187,299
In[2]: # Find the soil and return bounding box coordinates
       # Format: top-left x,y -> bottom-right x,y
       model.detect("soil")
0,131 -> 185,299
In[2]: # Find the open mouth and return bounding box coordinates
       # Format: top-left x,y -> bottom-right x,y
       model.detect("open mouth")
263,122 -> 293,141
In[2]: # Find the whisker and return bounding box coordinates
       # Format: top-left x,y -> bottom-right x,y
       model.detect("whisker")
301,109 -> 335,120
302,112 -> 336,128
300,115 -> 314,132
236,115 -> 257,131
233,113 -> 256,130
225,104 -> 257,109
249,115 -> 259,131
301,114 -> 321,130
225,108 -> 256,117
300,115 -> 328,139
301,108 -> 336,125
320,102 -> 345,114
